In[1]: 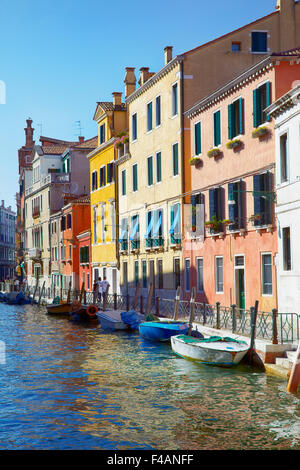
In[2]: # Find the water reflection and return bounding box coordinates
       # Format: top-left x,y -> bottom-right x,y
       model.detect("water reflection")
0,304 -> 299,449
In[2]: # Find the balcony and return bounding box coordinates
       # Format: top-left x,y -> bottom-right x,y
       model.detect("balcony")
170,234 -> 181,249
25,172 -> 70,197
119,240 -> 128,253
130,239 -> 140,252
145,237 -> 164,250
28,248 -> 41,259
115,143 -> 131,166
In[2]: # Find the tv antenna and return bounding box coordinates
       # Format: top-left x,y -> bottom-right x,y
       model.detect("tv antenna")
74,120 -> 84,137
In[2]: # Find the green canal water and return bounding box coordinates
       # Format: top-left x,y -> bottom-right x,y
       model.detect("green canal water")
0,303 -> 299,450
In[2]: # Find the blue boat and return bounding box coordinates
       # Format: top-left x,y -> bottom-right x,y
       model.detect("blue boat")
139,321 -> 189,342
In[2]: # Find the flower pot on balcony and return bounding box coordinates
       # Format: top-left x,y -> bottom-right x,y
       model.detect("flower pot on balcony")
226,139 -> 243,150
207,147 -> 222,158
252,127 -> 270,139
189,156 -> 202,166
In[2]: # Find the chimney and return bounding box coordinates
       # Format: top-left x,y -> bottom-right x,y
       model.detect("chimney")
124,67 -> 136,98
277,0 -> 296,51
25,118 -> 35,148
112,92 -> 122,106
1,201 -> 4,207
78,136 -> 84,143
164,46 -> 173,65
139,67 -> 150,86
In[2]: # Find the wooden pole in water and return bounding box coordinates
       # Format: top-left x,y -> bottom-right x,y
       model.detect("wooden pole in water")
173,286 -> 181,321
67,281 -> 72,303
188,287 -> 196,336
145,282 -> 154,316
31,282 -> 38,305
287,339 -> 300,394
38,281 -> 45,306
79,282 -> 85,304
132,281 -> 141,311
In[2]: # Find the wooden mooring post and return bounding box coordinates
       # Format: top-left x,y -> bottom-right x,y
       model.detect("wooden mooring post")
31,282 -> 39,305
188,287 -> 196,336
38,281 -> 46,307
132,282 -> 141,311
173,286 -> 181,321
145,283 -> 154,316
287,339 -> 300,394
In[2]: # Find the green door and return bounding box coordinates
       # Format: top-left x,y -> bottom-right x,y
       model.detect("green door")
238,270 -> 245,310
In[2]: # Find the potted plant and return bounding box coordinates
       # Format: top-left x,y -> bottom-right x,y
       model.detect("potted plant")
248,214 -> 261,224
207,147 -> 222,158
252,126 -> 270,139
226,139 -> 243,150
204,215 -> 229,233
189,156 -> 202,166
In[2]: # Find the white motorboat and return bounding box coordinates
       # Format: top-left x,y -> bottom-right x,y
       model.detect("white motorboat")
171,334 -> 249,367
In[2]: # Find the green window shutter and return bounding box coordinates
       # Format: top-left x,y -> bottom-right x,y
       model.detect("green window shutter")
266,82 -> 271,122
214,111 -> 221,147
228,104 -> 233,140
253,89 -> 261,128
133,164 -> 138,191
194,122 -> 201,155
173,143 -> 179,176
122,170 -> 126,195
147,156 -> 153,186
239,98 -> 244,135
156,152 -> 162,182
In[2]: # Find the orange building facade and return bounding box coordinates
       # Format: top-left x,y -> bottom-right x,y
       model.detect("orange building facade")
183,53 -> 300,311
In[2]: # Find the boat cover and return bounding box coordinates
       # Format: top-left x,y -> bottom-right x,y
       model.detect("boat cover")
121,310 -> 140,330
176,335 -> 247,344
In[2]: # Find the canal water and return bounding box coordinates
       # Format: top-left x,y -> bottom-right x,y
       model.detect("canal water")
0,303 -> 299,450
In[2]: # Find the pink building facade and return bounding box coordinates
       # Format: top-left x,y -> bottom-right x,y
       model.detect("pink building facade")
183,51 -> 300,312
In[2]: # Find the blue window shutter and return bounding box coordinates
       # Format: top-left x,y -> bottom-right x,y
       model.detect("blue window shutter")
228,183 -> 237,230
264,172 -> 272,225
228,104 -> 233,140
209,189 -> 216,220
239,98 -> 244,135
217,187 -> 223,220
191,195 -> 196,229
214,111 -> 221,147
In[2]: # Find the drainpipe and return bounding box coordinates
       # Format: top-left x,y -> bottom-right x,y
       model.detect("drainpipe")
180,59 -> 185,296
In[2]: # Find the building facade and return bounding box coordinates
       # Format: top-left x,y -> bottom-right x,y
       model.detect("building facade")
77,230 -> 92,292
0,201 -> 16,280
184,52 -> 300,311
267,80 -> 300,313
88,94 -> 127,294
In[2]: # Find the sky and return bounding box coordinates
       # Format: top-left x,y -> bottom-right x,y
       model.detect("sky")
0,0 -> 276,210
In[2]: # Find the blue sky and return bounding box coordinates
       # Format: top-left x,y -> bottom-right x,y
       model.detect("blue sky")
0,0 -> 276,210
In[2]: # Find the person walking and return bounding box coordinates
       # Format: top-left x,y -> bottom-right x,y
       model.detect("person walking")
93,279 -> 98,304
101,276 -> 110,311
97,277 -> 103,307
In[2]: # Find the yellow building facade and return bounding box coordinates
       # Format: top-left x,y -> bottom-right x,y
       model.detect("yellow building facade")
87,94 -> 127,294
117,60 -> 184,299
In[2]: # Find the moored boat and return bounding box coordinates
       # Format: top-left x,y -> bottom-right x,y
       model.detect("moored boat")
70,304 -> 99,323
171,334 -> 249,366
46,302 -> 74,315
97,310 -> 129,330
139,320 -> 189,342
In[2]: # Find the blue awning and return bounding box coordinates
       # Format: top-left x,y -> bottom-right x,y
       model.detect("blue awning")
130,217 -> 139,240
145,213 -> 154,238
118,219 -> 127,242
169,206 -> 180,234
153,211 -> 162,237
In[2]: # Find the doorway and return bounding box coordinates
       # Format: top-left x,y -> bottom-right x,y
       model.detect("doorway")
235,255 -> 245,311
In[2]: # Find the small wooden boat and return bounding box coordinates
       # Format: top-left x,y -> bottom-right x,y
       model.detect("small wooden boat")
171,334 -> 249,367
97,310 -> 129,330
46,302 -> 74,315
139,321 -> 189,342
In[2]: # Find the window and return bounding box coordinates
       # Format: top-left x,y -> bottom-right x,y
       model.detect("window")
172,143 -> 179,176
134,260 -> 139,287
215,257 -> 224,293
92,171 -> 98,191
191,193 -> 204,233
130,214 -> 140,249
147,102 -> 153,132
132,113 -> 137,141
261,253 -> 272,295
101,204 -> 106,243
213,110 -> 221,147
153,209 -> 163,244
157,259 -> 163,289
170,203 -> 181,244
121,169 -> 126,196
282,227 -> 291,271
172,83 -> 178,116
119,218 -> 128,250
228,98 -> 244,139
280,133 -> 288,183
147,156 -> 153,186
110,201 -> 116,242
253,82 -> 271,127
184,259 -> 190,292
156,151 -> 162,183
61,216 -> 66,231
253,172 -> 272,226
100,166 -> 106,187
194,122 -> 201,155
80,246 -> 89,263
93,206 -> 97,244
232,41 -> 241,52
251,31 -> 268,53
69,244 -> 72,259
123,262 -> 128,291
209,187 -> 224,227
100,123 -> 105,144
173,258 -> 180,290
156,95 -> 161,127
142,260 -> 147,288
66,214 -> 72,229
197,258 -> 204,293
107,162 -> 114,184
228,181 -> 244,230
132,164 -> 138,192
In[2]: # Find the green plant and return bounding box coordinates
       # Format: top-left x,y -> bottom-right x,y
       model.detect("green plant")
226,139 -> 243,150
252,127 -> 269,139
189,156 -> 201,166
205,215 -> 230,233
207,147 -> 222,158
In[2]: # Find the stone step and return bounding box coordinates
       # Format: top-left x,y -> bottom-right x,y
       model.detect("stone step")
275,357 -> 293,369
265,364 -> 290,379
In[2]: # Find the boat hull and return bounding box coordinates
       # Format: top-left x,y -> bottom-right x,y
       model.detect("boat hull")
171,335 -> 249,366
71,307 -> 99,323
46,303 -> 73,315
97,311 -> 129,330
139,321 -> 189,342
